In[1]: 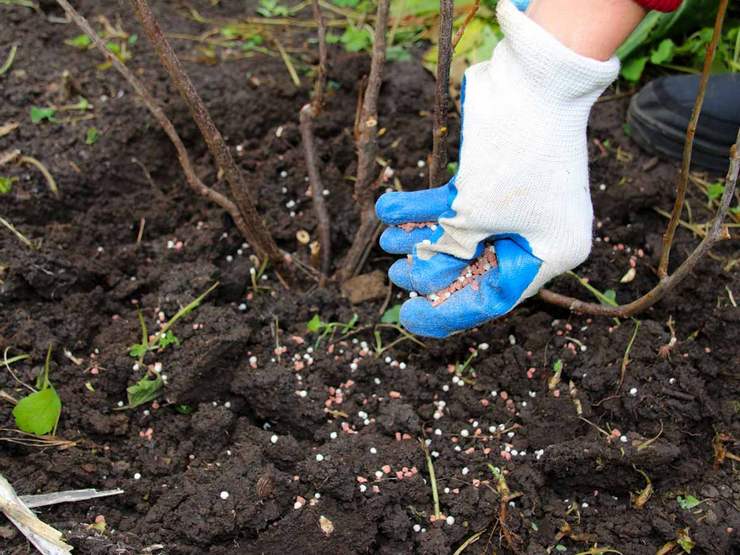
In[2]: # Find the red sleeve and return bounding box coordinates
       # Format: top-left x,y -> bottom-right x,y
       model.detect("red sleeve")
633,0 -> 682,11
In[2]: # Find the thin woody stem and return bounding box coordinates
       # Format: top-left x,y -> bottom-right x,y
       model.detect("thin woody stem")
299,0 -> 332,280
128,0 -> 289,276
338,0 -> 390,282
312,0 -> 328,110
429,0 -> 453,188
539,130 -> 739,318
452,0 -> 480,50
657,0 -> 729,278
54,0 -> 249,239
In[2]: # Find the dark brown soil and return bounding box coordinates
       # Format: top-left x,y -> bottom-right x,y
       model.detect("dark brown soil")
1,1 -> 739,554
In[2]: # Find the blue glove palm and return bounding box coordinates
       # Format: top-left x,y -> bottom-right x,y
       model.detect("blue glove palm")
377,184 -> 544,337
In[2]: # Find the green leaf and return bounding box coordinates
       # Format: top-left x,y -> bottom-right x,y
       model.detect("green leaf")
447,162 -> 458,175
128,34 -> 138,46
342,313 -> 359,333
677,528 -> 695,553
30,106 -> 56,124
620,56 -> 648,82
555,545 -> 567,552
0,176 -> 17,194
256,0 -> 289,17
677,495 -> 701,510
174,403 -> 194,415
603,289 -> 617,306
242,35 -> 264,51
158,330 -> 180,349
706,182 -> 724,200
381,304 -> 402,324
126,375 -> 163,408
386,45 -> 412,62
340,26 -> 372,52
105,42 -> 121,55
552,359 -> 563,373
650,38 -> 676,64
332,0 -> 360,6
65,34 -> 92,49
85,127 -> 99,145
306,314 -> 325,333
129,343 -> 148,358
13,387 -> 62,435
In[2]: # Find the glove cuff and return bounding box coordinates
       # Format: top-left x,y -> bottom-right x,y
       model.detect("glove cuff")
495,0 -> 620,103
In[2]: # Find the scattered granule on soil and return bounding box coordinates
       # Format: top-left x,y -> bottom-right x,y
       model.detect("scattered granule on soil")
429,245 -> 498,306
397,221 -> 437,232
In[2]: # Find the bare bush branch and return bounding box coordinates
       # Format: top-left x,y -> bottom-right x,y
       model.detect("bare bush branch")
299,0 -> 332,281
128,0 -> 289,276
338,0 -> 390,282
429,0 -> 453,188
55,0 -> 247,237
657,0 -> 729,277
540,129 -> 739,317
539,1 -> 734,318
311,0 -> 328,109
452,0 -> 480,50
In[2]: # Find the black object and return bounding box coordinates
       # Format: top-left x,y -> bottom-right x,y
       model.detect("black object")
627,73 -> 740,172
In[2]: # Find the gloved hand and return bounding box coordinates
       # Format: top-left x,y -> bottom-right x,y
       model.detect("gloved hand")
375,0 -> 620,338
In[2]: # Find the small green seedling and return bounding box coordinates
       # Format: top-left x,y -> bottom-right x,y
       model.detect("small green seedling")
0,176 -> 17,194
568,271 -> 618,307
548,359 -> 564,391
249,257 -> 271,295
126,374 -> 163,408
85,127 -> 100,145
31,97 -> 92,125
455,349 -> 478,378
306,313 -> 358,348
380,304 -> 401,325
129,282 -> 218,363
677,495 -> 702,510
174,403 -> 195,415
373,305 -> 426,356
65,34 -> 93,49
9,346 -> 62,436
256,0 -> 290,17
30,106 -> 56,124
327,25 -> 372,53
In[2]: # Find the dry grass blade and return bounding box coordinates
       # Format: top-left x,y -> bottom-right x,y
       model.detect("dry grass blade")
0,215 -> 35,249
18,155 -> 58,197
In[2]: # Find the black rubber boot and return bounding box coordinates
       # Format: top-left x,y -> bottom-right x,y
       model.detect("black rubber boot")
627,73 -> 740,172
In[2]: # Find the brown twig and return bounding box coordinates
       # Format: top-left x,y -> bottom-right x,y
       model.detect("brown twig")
337,0 -> 390,282
539,3 -> 735,318
298,0 -> 332,281
451,0 -> 480,50
429,0 -> 454,188
127,0 -> 290,277
55,0 -> 288,275
539,130 -> 739,317
657,0 -> 728,278
311,0 -> 327,109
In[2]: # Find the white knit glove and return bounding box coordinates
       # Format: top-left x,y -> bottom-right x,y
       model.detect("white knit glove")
375,0 -> 620,337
